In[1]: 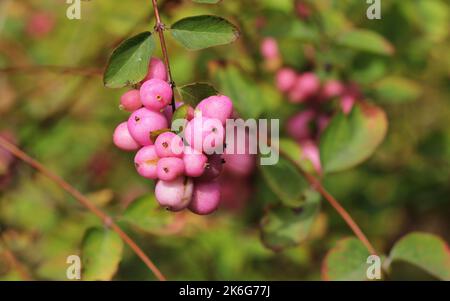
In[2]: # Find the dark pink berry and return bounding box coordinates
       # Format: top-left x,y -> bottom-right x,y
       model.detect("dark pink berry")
157,157 -> 185,181
198,154 -> 223,181
195,95 -> 233,125
183,146 -> 208,177
189,180 -> 221,215
276,68 -> 297,92
140,79 -> 173,111
127,108 -> 168,146
143,58 -> 168,82
154,132 -> 184,158
286,110 -> 316,142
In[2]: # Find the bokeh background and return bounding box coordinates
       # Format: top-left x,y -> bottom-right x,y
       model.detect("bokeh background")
0,0 -> 449,280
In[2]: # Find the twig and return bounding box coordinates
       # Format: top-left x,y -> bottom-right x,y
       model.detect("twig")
0,234 -> 32,280
0,137 -> 167,281
151,0 -> 176,112
279,149 -> 378,255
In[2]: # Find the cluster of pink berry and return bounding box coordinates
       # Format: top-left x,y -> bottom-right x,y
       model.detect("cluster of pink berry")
261,37 -> 362,174
112,58 -> 234,215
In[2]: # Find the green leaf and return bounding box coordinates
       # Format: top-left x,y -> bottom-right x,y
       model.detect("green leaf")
319,103 -> 388,174
170,15 -> 239,50
260,190 -> 320,251
192,0 -> 221,3
103,32 -> 155,88
322,238 -> 371,280
213,64 -> 263,119
121,195 -> 176,234
81,227 -> 123,281
374,76 -> 421,103
336,29 -> 395,56
260,155 -> 309,208
177,82 -> 218,106
389,232 -> 450,280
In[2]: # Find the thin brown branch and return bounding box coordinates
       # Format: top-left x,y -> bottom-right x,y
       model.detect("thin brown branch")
0,66 -> 102,77
151,0 -> 176,112
0,137 -> 167,281
279,149 -> 378,255
0,234 -> 32,280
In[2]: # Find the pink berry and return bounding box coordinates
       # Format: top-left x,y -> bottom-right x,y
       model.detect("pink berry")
276,68 -> 297,92
341,94 -> 356,114
183,147 -> 208,177
154,132 -> 184,158
157,157 -> 185,181
134,145 -> 159,179
127,108 -> 168,146
322,80 -> 344,99
163,101 -> 183,121
155,177 -> 193,212
140,79 -> 173,111
289,72 -> 320,103
113,122 -> 140,151
223,153 -> 255,177
300,140 -> 321,174
198,154 -> 223,181
120,90 -> 142,112
317,114 -> 331,134
189,180 -> 221,215
184,116 -> 225,154
26,12 -> 54,38
223,128 -> 256,176
260,37 -> 279,60
219,174 -> 251,211
286,110 -> 316,142
195,95 -> 233,125
143,58 -> 168,82
296,1 -> 312,20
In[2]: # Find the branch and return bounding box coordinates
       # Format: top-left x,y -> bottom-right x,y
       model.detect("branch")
0,233 -> 32,280
0,137 -> 167,281
151,0 -> 176,112
279,149 -> 378,255
0,66 -> 102,77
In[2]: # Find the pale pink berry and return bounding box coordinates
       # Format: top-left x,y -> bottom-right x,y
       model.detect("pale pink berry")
120,90 -> 142,112
260,37 -> 279,60
195,95 -> 233,125
140,79 -> 173,111
127,108 -> 168,146
143,58 -> 168,82
183,147 -> 208,177
157,157 -> 185,181
154,132 -> 184,158
289,72 -> 320,103
286,110 -> 316,142
276,68 -> 297,92
341,94 -> 356,114
155,177 -> 193,212
134,145 -> 159,179
189,180 -> 221,215
113,122 -> 140,151
184,116 -> 225,154
322,80 -> 344,99
300,140 -> 321,174
198,154 -> 223,181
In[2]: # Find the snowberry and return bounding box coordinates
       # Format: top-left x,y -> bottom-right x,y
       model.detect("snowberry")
154,132 -> 184,158
341,94 -> 356,114
113,122 -> 140,151
276,68 -> 297,92
134,145 -> 159,179
223,128 -> 256,177
155,177 -> 193,212
189,180 -> 221,215
322,79 -> 344,99
120,90 -> 142,112
300,140 -> 321,174
144,58 -> 168,82
140,79 -> 173,111
184,116 -> 225,154
195,95 -> 233,125
183,147 -> 208,177
26,12 -> 54,38
198,154 -> 223,181
163,101 -> 183,122
260,37 -> 279,60
157,157 -> 185,181
289,72 -> 320,103
127,108 -> 168,146
286,110 -> 316,142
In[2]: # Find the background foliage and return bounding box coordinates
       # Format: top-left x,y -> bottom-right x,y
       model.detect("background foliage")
0,0 -> 449,280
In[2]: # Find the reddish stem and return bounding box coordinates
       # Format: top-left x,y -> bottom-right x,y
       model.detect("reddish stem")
0,137 -> 167,281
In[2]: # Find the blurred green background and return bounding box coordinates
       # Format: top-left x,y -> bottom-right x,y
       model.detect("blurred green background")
0,0 -> 449,280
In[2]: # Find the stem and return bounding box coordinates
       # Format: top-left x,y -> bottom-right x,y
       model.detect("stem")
0,66 -> 102,77
0,137 -> 167,281
279,150 -> 378,255
0,234 -> 32,280
151,0 -> 176,113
